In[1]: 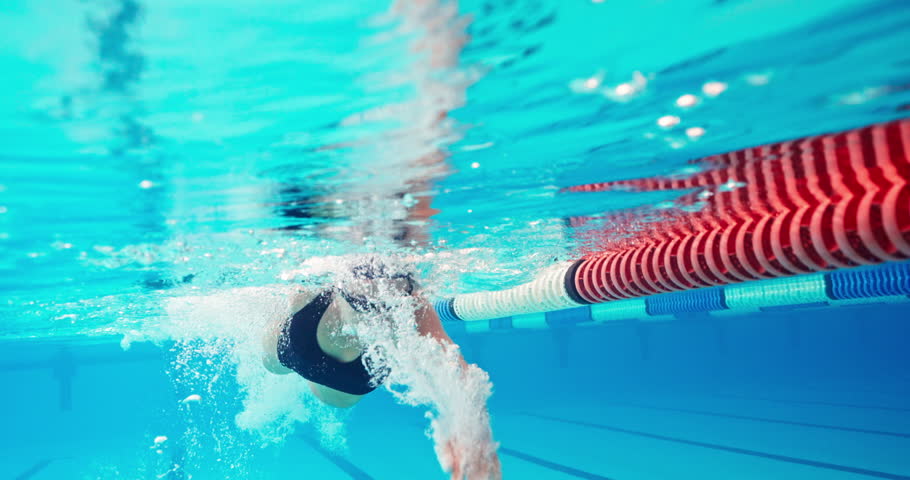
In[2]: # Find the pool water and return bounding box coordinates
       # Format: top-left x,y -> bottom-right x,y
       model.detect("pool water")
2,0 -> 909,478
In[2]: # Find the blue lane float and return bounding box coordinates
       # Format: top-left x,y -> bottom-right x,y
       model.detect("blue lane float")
827,261 -> 910,300
434,298 -> 460,323
645,287 -> 726,316
437,261 -> 910,334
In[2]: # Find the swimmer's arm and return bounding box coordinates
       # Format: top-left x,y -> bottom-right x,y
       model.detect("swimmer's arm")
414,295 -> 482,388
414,297 -> 459,353
414,296 -> 502,479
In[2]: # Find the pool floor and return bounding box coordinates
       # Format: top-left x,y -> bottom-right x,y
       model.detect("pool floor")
2,304 -> 909,479
3,378 -> 908,479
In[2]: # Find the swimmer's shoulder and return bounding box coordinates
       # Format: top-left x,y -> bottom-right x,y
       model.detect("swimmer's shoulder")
287,286 -> 324,312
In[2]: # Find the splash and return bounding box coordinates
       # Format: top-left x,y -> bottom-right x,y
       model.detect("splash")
365,311 -> 500,479
150,284 -> 349,480
163,284 -> 347,444
318,255 -> 500,477
156,252 -> 499,478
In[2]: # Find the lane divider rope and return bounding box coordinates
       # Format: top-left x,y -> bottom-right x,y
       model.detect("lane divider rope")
436,119 -> 910,327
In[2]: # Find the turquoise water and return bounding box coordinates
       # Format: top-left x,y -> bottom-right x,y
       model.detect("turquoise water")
2,0 -> 910,478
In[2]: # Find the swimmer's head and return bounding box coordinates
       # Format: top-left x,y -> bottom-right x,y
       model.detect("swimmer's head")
338,261 -> 417,313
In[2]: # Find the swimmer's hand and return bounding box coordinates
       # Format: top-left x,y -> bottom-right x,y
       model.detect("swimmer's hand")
440,435 -> 501,480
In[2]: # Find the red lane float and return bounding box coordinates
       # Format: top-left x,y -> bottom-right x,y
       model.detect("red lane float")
566,119 -> 910,304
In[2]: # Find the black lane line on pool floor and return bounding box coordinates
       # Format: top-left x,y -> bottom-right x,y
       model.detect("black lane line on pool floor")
712,393 -> 910,413
499,447 -> 616,480
14,459 -> 54,480
524,413 -> 910,480
297,434 -> 374,480
602,401 -> 910,439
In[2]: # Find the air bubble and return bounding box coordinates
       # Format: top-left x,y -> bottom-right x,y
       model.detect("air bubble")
657,115 -> 680,128
702,81 -> 727,97
676,94 -> 699,108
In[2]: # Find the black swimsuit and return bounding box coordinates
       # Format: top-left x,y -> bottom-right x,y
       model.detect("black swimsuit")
276,267 -> 414,396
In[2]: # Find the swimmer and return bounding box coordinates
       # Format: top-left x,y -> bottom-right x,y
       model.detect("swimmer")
260,1 -> 496,476
262,260 -> 502,480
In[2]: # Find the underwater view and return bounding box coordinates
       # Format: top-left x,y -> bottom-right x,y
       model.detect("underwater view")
2,0 -> 910,478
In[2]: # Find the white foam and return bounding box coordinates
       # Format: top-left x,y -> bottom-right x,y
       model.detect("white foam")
339,284 -> 499,477
164,285 -> 347,442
